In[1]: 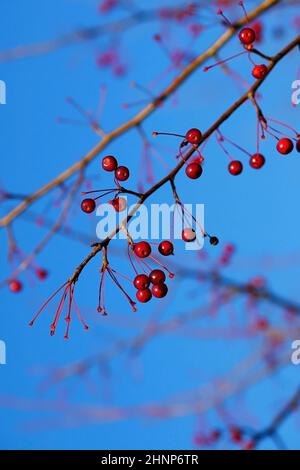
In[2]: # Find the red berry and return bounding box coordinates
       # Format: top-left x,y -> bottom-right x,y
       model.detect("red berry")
133,241 -> 152,258
210,236 -> 219,246
81,198 -> 96,213
9,279 -> 23,293
239,27 -> 256,45
152,283 -> 168,298
134,274 -> 150,290
110,197 -> 127,212
252,64 -> 268,79
136,288 -> 152,303
185,162 -> 203,179
296,139 -> 300,152
36,268 -> 48,280
228,160 -> 243,175
158,240 -> 174,256
149,269 -> 166,285
276,138 -> 294,155
250,153 -> 265,169
182,228 -> 196,242
185,128 -> 202,145
115,166 -> 129,181
102,155 -> 118,172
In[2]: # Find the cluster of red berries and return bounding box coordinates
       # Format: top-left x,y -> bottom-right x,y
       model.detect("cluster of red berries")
81,155 -> 130,214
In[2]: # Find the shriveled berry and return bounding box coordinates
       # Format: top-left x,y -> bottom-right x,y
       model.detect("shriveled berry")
134,274 -> 150,290
239,27 -> 256,45
81,198 -> 96,213
152,283 -> 168,298
115,166 -> 130,181
228,160 -> 243,175
110,197 -> 127,212
276,138 -> 294,155
158,240 -> 174,256
185,128 -> 202,145
102,155 -> 118,172
136,288 -> 152,303
9,279 -> 23,293
252,64 -> 268,79
182,228 -> 196,242
133,241 -> 152,258
296,139 -> 300,152
185,162 -> 203,179
250,153 -> 265,169
149,269 -> 166,285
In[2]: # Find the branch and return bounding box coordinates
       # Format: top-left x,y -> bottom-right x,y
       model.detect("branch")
0,0 -> 280,228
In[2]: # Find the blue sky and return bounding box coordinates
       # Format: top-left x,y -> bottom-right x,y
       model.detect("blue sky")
1,0 -> 300,450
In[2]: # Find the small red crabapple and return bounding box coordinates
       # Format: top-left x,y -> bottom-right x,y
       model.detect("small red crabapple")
133,241 -> 152,258
136,288 -> 152,303
252,64 -> 268,79
182,228 -> 196,242
115,166 -> 130,181
152,283 -> 168,298
296,139 -> 300,152
158,240 -> 174,256
276,138 -> 294,155
110,197 -> 127,212
81,198 -> 96,213
133,274 -> 150,290
185,162 -> 203,179
149,269 -> 166,285
102,155 -> 118,172
250,153 -> 265,169
9,279 -> 23,293
228,160 -> 243,176
185,128 -> 202,145
230,427 -> 243,443
239,27 -> 256,45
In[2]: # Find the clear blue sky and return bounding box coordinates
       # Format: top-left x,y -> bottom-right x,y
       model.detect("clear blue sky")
1,0 -> 300,450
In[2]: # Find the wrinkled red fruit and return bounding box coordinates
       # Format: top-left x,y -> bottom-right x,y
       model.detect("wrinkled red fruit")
36,268 -> 48,280
158,240 -> 174,256
250,153 -> 265,169
185,162 -> 203,179
136,288 -> 152,303
133,241 -> 152,258
239,27 -> 256,45
152,283 -> 168,298
81,198 -> 96,213
102,155 -> 118,172
9,279 -> 23,293
252,64 -> 268,79
296,139 -> 300,152
228,160 -> 243,175
276,138 -> 294,155
149,269 -> 166,285
134,274 -> 150,290
115,166 -> 129,181
185,128 -> 202,145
